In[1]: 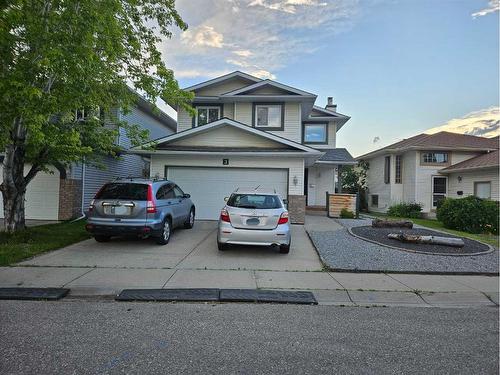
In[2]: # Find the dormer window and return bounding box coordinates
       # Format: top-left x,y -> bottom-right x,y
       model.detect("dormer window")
195,105 -> 221,126
253,103 -> 283,130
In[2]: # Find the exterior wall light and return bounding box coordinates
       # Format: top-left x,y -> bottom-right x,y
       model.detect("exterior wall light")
458,176 -> 462,182
293,175 -> 298,186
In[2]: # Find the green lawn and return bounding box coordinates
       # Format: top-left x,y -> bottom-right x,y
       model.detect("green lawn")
366,212 -> 499,248
0,220 -> 90,266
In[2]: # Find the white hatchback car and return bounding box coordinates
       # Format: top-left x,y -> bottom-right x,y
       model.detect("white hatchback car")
217,188 -> 291,254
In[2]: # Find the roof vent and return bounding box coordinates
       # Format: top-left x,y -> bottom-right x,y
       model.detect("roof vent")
326,97 -> 337,112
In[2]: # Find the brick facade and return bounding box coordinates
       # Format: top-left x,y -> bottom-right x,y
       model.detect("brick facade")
58,178 -> 83,220
288,194 -> 306,224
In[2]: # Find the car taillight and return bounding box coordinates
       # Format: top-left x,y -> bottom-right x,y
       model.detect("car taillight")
220,208 -> 231,223
278,212 -> 289,225
146,184 -> 157,213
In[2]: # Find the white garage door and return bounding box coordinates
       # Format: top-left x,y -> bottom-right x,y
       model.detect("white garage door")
166,167 -> 288,220
0,166 -> 60,220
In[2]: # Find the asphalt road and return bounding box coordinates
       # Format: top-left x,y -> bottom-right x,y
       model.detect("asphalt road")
0,300 -> 498,374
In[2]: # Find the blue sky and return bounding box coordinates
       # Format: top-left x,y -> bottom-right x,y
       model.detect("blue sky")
159,0 -> 499,156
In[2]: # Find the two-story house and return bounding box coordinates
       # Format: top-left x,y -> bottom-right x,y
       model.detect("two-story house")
0,93 -> 176,221
133,71 -> 355,223
357,131 -> 499,216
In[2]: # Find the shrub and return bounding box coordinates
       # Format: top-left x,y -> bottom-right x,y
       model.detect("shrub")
340,208 -> 355,219
437,196 -> 499,235
387,202 -> 423,219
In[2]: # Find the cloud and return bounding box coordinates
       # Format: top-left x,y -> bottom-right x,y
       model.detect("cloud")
248,0 -> 328,14
161,0 -> 360,81
181,25 -> 224,48
426,107 -> 500,138
472,0 -> 499,18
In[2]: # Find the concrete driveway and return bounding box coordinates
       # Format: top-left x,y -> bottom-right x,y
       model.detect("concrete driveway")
18,221 -> 322,272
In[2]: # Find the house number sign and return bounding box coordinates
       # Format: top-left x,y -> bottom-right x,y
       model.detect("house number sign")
223,159 -> 229,165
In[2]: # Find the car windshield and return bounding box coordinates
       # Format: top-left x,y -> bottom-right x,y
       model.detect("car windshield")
95,183 -> 149,200
227,194 -> 282,209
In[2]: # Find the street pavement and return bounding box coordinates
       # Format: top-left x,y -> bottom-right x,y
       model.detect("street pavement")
0,300 -> 498,374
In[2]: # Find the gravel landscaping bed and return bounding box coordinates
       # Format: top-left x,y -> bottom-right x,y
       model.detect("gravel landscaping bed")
307,218 -> 499,274
351,226 -> 492,255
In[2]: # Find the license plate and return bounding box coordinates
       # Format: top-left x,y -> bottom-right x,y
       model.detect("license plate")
246,217 -> 260,226
104,205 -> 131,216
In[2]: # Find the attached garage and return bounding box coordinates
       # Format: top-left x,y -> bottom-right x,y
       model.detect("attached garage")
0,165 -> 60,220
166,166 -> 288,220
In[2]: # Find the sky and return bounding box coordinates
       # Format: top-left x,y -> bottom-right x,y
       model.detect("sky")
157,0 -> 499,157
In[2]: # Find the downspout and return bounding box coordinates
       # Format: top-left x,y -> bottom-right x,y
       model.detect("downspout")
71,160 -> 86,222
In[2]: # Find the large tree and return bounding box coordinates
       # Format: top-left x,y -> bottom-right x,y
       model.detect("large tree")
0,0 -> 193,232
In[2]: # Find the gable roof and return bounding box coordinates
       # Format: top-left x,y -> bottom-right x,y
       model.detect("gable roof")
133,117 -> 322,154
183,71 -> 262,92
440,149 -> 499,173
357,131 -> 499,159
221,79 -> 316,97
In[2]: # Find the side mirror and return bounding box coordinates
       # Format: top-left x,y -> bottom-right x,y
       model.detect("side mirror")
183,193 -> 191,199
224,196 -> 229,202
283,199 -> 288,205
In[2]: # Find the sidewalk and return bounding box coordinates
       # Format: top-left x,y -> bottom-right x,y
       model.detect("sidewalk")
0,266 -> 497,307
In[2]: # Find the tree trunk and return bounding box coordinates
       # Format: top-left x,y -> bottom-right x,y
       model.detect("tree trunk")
388,233 -> 465,248
372,218 -> 413,229
1,117 -> 28,232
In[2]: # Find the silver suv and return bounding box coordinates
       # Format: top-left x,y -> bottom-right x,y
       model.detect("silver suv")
86,178 -> 195,245
217,188 -> 291,254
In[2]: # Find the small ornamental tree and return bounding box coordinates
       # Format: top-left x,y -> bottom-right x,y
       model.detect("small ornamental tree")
0,0 -> 193,232
340,160 -> 369,210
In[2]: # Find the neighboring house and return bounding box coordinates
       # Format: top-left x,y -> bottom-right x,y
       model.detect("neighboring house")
133,71 -> 355,223
0,94 -> 176,221
357,131 -> 499,216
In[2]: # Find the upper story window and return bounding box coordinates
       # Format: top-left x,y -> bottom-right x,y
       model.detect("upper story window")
303,123 -> 327,144
195,106 -> 221,127
254,103 -> 283,130
421,152 -> 449,165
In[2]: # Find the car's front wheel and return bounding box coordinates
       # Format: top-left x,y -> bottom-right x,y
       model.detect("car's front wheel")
184,208 -> 195,229
94,235 -> 111,243
156,217 -> 172,245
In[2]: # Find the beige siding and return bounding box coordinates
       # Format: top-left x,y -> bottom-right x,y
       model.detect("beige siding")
246,86 -> 291,95
447,168 -> 499,201
268,102 -> 301,143
234,102 -> 252,125
177,107 -> 192,132
223,103 -> 234,119
313,121 -> 337,149
415,151 -> 484,213
170,126 -> 288,149
195,78 -> 253,96
366,155 -> 391,212
151,154 -> 304,195
402,151 -> 417,202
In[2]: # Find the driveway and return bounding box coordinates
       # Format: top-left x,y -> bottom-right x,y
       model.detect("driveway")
17,221 -> 322,272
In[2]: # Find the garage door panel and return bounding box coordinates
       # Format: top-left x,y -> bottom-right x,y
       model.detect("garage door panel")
167,167 -> 288,220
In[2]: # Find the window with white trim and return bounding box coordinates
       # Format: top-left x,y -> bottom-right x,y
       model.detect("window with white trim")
422,152 -> 448,165
432,176 -> 447,207
395,155 -> 402,184
255,104 -> 282,128
474,181 -> 491,199
196,106 -> 220,126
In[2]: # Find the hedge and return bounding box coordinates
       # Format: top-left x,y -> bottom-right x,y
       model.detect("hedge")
387,202 -> 423,219
436,196 -> 499,235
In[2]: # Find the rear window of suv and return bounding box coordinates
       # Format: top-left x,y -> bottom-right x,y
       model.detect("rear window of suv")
227,194 -> 282,209
95,183 -> 148,200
